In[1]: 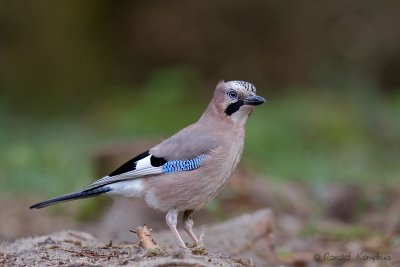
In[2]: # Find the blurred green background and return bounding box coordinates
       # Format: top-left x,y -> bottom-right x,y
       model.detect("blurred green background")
1,0 -> 400,198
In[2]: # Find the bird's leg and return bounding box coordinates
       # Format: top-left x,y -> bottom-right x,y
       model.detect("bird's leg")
165,209 -> 186,248
182,209 -> 199,247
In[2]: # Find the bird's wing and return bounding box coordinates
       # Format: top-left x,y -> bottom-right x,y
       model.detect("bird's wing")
150,123 -> 220,160
86,124 -> 220,189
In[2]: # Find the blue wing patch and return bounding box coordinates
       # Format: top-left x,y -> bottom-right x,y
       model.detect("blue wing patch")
162,154 -> 206,174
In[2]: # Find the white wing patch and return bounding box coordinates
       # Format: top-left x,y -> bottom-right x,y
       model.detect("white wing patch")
135,155 -> 153,169
86,154 -> 163,189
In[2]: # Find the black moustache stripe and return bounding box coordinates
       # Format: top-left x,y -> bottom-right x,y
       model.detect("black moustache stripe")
225,100 -> 244,116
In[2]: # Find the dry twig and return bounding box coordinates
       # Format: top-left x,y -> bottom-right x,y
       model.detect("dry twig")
131,225 -> 157,250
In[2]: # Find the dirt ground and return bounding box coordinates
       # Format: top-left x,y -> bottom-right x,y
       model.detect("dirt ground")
0,230 -> 257,267
1,209 -> 272,266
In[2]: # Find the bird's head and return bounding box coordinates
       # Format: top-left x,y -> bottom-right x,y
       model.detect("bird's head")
211,80 -> 265,125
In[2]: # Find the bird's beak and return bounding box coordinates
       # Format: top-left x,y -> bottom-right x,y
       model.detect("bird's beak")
243,95 -> 266,106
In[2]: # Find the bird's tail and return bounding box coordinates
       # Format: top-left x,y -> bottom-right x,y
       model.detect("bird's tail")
30,186 -> 111,209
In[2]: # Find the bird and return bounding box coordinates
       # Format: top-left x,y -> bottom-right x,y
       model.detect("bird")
30,80 -> 266,248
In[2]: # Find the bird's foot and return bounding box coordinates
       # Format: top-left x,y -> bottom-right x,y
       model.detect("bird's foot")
185,242 -> 197,249
186,231 -> 206,254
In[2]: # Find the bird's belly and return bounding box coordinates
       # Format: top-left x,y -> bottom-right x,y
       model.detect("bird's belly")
143,172 -> 231,212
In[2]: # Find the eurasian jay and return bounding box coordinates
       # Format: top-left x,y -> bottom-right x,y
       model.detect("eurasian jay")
30,80 -> 266,248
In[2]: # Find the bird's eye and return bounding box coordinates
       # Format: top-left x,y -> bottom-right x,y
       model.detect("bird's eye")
227,90 -> 237,99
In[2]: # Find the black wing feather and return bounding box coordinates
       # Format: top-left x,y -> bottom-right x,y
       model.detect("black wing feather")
108,150 -> 150,176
